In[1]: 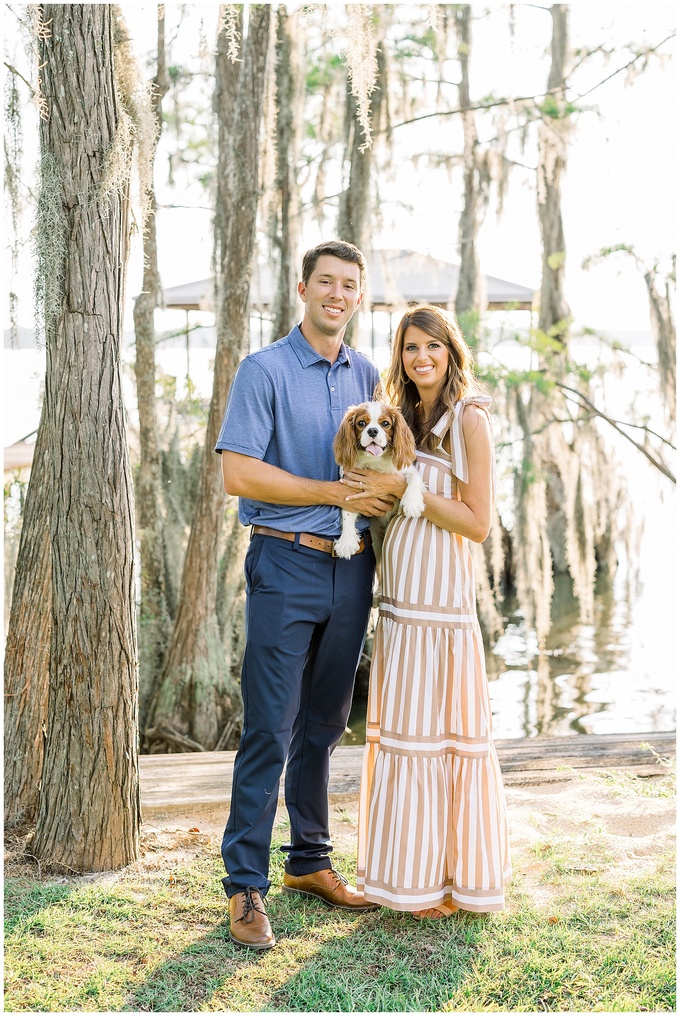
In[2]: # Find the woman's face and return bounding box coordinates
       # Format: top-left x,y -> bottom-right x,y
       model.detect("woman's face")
401,325 -> 449,399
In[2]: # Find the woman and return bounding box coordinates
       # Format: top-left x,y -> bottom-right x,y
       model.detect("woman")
342,304 -> 511,918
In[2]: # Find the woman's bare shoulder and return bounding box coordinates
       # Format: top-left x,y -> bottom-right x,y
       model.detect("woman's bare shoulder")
461,402 -> 490,438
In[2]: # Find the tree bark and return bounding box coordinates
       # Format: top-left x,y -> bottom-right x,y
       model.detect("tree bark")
32,4 -> 140,871
214,6 -> 243,271
133,6 -> 171,731
146,5 -> 271,751
270,5 -> 305,342
537,4 -> 571,336
213,2 -> 248,749
4,410 -> 51,830
453,5 -> 490,329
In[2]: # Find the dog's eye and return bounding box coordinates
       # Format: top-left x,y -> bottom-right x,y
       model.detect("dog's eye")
356,420 -> 366,429
380,420 -> 391,429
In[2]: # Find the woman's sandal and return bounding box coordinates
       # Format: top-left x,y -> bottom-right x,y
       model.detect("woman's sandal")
412,901 -> 459,920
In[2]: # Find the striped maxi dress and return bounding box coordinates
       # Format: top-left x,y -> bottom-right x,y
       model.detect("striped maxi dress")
356,396 -> 511,913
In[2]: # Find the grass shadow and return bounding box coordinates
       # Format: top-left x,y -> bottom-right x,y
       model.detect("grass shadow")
118,923 -> 265,1013
117,891 -> 488,1013
261,895 -> 489,1013
4,875 -> 74,935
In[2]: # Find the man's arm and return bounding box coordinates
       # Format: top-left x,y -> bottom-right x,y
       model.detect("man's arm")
222,451 -> 393,518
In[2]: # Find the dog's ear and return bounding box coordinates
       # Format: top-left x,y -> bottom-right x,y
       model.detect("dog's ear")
390,408 -> 417,470
333,408 -> 358,471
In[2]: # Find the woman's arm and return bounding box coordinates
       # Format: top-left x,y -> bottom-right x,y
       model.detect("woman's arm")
341,405 -> 493,542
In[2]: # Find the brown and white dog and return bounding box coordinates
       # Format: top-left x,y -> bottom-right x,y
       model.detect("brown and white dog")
332,401 -> 425,560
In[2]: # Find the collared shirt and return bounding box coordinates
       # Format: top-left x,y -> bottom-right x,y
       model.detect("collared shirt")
215,324 -> 380,535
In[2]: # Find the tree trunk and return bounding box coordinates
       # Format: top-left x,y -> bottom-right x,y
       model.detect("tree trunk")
213,1 -> 248,749
133,7 -> 171,732
32,4 -> 140,871
214,6 -> 243,270
146,5 -> 271,751
453,5 -> 490,332
537,4 -> 571,337
4,410 -> 51,830
337,11 -> 386,345
523,3 -> 602,624
270,5 -> 305,342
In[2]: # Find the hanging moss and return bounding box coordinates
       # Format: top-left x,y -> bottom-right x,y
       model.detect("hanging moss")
219,4 -> 242,63
644,266 -> 676,422
582,246 -> 676,424
470,540 -> 504,643
161,434 -> 203,620
100,9 -> 157,225
545,412 -> 597,623
343,5 -> 378,150
4,71 -> 23,346
34,151 -> 67,340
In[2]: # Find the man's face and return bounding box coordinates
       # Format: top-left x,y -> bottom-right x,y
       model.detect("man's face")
298,255 -> 363,339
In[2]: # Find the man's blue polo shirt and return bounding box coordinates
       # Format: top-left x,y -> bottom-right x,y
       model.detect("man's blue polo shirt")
215,324 -> 380,536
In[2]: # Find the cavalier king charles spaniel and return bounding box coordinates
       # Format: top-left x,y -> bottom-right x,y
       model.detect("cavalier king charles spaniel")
332,401 -> 425,561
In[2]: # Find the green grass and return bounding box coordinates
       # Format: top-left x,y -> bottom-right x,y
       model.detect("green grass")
4,818 -> 675,1012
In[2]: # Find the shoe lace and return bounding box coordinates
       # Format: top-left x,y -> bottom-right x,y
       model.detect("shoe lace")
239,886 -> 265,924
329,868 -> 349,887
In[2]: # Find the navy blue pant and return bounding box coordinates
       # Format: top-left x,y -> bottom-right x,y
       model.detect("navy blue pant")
221,532 -> 374,897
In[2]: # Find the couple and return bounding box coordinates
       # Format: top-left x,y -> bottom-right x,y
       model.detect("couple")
215,240 -> 511,949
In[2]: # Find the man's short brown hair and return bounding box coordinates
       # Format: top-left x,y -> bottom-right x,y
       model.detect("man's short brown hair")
301,240 -> 367,292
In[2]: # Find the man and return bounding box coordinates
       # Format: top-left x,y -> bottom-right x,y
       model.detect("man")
215,240 -> 391,949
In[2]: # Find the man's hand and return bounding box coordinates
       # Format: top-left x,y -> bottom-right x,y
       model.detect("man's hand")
341,468 -> 407,502
342,492 -> 396,517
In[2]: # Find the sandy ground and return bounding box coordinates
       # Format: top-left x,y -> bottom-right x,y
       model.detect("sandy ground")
6,771 -> 674,899
122,771 -> 676,900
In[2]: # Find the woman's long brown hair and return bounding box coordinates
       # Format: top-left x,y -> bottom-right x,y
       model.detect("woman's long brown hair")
381,304 -> 486,450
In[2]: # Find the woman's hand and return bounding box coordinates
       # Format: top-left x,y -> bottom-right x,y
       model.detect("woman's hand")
341,468 -> 407,502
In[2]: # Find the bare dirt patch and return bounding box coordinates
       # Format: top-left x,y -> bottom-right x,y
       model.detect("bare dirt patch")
5,774 -> 674,897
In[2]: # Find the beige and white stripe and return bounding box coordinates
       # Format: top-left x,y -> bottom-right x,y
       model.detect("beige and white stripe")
357,412 -> 511,913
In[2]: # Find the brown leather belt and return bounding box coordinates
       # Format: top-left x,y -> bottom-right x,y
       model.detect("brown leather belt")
251,525 -> 371,557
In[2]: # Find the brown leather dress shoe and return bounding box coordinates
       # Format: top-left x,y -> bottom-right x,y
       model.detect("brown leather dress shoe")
229,886 -> 276,950
283,868 -> 379,911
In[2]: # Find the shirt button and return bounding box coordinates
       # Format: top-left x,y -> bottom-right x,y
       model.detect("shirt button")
331,387 -> 335,391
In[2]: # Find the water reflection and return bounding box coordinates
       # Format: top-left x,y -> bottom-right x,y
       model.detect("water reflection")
341,572 -> 675,745
488,572 -> 674,738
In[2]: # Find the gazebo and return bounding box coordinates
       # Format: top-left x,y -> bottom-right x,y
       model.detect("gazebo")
160,248 -> 535,356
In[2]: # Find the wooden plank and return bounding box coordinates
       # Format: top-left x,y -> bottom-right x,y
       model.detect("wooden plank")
139,730 -> 675,819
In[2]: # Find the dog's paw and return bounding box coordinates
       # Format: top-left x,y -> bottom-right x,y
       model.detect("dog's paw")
401,489 -> 425,518
334,533 -> 360,559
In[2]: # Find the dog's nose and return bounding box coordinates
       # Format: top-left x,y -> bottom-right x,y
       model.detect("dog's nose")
366,426 -> 379,437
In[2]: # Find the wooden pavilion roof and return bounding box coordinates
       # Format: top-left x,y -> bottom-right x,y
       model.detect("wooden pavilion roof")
160,249 -> 535,313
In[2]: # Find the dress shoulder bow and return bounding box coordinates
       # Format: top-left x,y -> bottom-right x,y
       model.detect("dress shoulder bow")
430,394 -> 494,488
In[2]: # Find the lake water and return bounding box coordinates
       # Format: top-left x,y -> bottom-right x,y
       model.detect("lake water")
5,332 -> 676,743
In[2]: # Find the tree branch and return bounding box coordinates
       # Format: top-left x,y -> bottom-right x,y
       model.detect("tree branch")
4,61 -> 36,96
554,382 -> 676,482
383,31 -> 675,139
574,32 -> 675,102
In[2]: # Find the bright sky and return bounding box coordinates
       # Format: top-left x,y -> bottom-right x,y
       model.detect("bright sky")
3,2 -> 677,336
